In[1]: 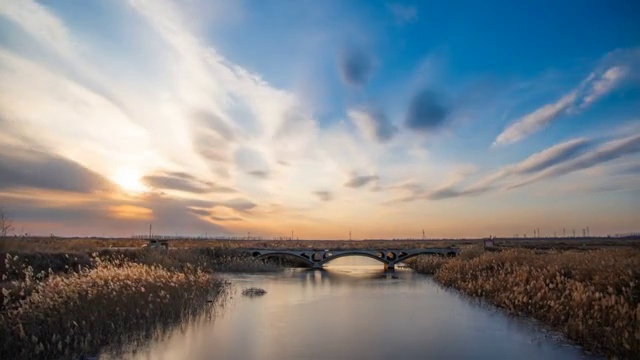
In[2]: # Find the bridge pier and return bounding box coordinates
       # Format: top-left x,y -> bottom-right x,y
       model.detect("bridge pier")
312,263 -> 323,270
384,263 -> 395,271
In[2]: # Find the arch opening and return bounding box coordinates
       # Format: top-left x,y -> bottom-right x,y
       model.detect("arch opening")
320,252 -> 389,267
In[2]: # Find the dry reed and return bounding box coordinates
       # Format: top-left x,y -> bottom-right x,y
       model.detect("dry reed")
0,253 -> 228,360
410,246 -> 640,358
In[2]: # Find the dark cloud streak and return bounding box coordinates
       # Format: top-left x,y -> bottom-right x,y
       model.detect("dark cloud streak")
213,198 -> 257,212
248,170 -> 269,179
425,185 -> 493,200
143,172 -> 236,194
0,146 -> 115,193
512,138 -> 593,174
313,191 -> 333,202
405,89 -> 449,132
338,45 -> 374,86
344,175 -> 379,188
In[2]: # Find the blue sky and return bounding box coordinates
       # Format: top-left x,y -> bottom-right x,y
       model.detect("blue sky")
0,0 -> 638,238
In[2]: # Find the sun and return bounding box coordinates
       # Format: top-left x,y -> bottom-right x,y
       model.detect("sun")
112,169 -> 148,194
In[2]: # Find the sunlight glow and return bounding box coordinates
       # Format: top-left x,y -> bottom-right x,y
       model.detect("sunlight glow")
112,169 -> 148,194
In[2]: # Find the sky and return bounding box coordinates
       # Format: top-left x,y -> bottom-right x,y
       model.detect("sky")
0,0 -> 639,239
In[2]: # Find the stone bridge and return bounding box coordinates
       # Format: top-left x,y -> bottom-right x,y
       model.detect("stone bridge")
247,248 -> 459,270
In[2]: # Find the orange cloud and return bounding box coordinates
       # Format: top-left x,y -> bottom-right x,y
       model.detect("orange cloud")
108,205 -> 153,220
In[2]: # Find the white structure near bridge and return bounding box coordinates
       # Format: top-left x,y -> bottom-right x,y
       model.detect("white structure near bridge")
248,248 -> 459,270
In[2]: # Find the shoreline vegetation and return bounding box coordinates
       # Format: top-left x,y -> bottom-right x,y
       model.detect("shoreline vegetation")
0,247 -> 281,359
407,245 -> 640,358
1,237 -> 638,359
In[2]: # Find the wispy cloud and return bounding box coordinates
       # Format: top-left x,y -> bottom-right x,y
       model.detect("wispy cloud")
425,185 -> 492,200
313,191 -> 333,202
579,66 -> 628,108
462,138 -> 593,192
511,133 -> 640,188
394,133 -> 636,202
494,92 -> 577,146
509,138 -> 593,174
419,165 -> 489,200
0,1 -> 637,237
345,175 -> 379,188
0,0 -> 330,235
0,1 -> 75,58
494,48 -> 639,146
469,134 -> 637,196
213,198 -> 257,212
348,106 -> 397,142
210,215 -> 243,222
143,172 -> 235,194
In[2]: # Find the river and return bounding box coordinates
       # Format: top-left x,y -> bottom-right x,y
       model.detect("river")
105,257 -> 595,359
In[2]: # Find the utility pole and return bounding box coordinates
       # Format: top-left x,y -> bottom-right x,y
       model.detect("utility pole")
573,229 -> 576,238
422,229 -> 425,240
349,230 -> 352,241
149,224 -> 152,238
563,228 -> 566,237
291,230 -> 294,240
586,227 -> 590,237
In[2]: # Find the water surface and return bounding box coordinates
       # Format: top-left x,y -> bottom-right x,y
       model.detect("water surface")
108,257 -> 595,359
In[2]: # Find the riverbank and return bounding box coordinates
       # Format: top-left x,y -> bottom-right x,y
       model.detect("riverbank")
408,246 -> 640,358
0,247 -> 284,359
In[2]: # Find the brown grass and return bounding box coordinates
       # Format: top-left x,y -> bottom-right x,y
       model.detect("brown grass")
99,248 -> 284,273
409,246 -> 640,358
0,253 -> 229,359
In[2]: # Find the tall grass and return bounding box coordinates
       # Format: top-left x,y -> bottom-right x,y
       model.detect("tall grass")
101,248 -> 284,273
0,254 -> 228,360
409,246 -> 640,358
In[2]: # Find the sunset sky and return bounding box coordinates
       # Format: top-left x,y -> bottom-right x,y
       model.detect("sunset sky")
0,0 -> 639,239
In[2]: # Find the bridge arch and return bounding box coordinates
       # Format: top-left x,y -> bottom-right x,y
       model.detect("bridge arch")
319,251 -> 389,266
250,248 -> 458,269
